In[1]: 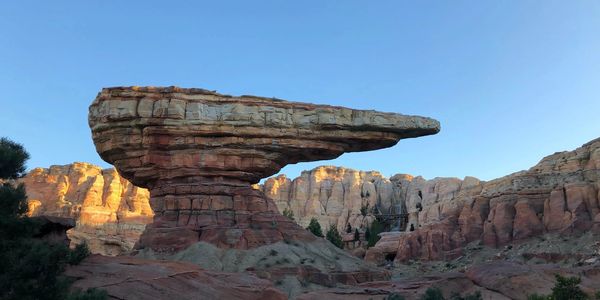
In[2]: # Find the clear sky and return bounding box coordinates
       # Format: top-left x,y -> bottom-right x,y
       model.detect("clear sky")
1,1 -> 599,182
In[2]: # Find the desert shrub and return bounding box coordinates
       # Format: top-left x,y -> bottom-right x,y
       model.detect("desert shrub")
282,207 -> 295,221
67,288 -> 108,300
306,217 -> 323,237
527,274 -> 589,300
551,274 -> 587,300
68,242 -> 91,265
360,203 -> 369,216
385,293 -> 406,300
326,225 -> 343,249
527,294 -> 549,300
450,291 -> 483,300
420,287 -> 444,300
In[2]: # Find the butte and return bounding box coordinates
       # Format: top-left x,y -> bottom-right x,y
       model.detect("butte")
88,86 -> 439,287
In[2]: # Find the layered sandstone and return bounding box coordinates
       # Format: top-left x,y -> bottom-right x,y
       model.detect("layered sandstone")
23,162 -> 153,255
88,86 -> 439,252
262,167 -> 399,233
366,138 -> 600,263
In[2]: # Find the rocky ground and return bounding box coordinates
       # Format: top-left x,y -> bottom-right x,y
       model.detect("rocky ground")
390,231 -> 600,279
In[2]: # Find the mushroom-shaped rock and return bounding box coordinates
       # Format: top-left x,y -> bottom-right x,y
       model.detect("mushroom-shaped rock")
89,86 -> 440,252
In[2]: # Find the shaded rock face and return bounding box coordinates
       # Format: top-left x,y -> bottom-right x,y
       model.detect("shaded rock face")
66,255 -> 286,300
366,138 -> 600,264
23,162 -> 153,255
88,86 -> 439,252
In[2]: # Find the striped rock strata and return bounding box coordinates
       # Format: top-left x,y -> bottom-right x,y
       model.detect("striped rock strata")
88,86 -> 439,252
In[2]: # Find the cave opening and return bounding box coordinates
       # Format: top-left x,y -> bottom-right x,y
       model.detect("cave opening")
385,253 -> 397,262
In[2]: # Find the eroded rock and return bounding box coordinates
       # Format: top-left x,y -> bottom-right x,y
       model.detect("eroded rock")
88,86 -> 439,252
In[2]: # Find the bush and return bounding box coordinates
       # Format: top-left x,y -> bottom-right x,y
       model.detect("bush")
385,293 -> 406,300
68,242 -> 91,265
418,287 -> 482,300
420,287 -> 445,300
360,203 -> 369,216
451,291 -> 483,300
326,225 -> 344,249
527,294 -> 549,300
527,274 -> 589,300
306,217 -> 324,237
282,207 -> 295,221
551,274 -> 587,300
354,228 -> 360,241
67,288 -> 108,300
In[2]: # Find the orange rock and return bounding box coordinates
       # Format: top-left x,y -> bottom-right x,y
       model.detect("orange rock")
21,162 -> 153,255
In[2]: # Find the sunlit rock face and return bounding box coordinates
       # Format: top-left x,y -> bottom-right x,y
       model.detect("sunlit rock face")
262,166 -> 400,233
366,138 -> 600,264
88,86 -> 440,252
23,162 -> 153,255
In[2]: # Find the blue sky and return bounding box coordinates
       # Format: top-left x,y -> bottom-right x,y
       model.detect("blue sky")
1,1 -> 599,181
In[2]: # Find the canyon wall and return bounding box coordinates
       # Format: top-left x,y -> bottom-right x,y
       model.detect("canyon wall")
23,137 -> 600,260
366,137 -> 600,263
23,162 -> 153,255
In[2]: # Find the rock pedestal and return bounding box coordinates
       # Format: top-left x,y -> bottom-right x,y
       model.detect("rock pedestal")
89,86 -> 439,252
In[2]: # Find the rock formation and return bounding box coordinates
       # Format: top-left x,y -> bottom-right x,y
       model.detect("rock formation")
23,162 -> 153,255
366,137 -> 600,264
88,86 -> 439,253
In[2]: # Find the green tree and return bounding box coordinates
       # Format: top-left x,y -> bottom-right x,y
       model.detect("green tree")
367,218 -> 385,247
326,225 -> 344,249
0,137 -> 105,300
306,217 -> 324,237
282,207 -> 295,221
0,137 -> 30,179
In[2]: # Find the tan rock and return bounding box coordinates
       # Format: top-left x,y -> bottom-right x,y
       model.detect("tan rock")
22,162 -> 153,255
